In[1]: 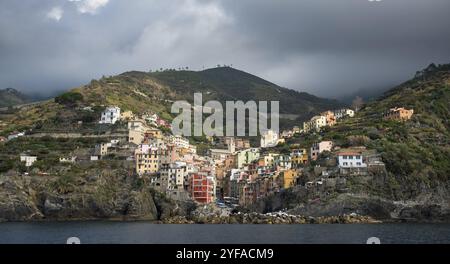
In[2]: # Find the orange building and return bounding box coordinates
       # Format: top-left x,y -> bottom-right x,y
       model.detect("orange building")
145,128 -> 163,140
279,169 -> 297,189
383,107 -> 414,121
321,111 -> 337,126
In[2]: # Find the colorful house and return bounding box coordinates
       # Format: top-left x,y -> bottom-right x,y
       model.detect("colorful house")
303,115 -> 327,133
320,111 -> 337,127
189,173 -> 215,204
310,141 -> 333,161
383,107 -> 414,121
291,149 -> 308,167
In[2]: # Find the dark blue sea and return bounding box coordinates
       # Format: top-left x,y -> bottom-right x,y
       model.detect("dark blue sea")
0,222 -> 448,244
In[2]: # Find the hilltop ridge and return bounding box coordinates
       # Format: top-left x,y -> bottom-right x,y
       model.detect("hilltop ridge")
0,88 -> 30,108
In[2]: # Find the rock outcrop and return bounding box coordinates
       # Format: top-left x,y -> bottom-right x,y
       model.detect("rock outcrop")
0,173 -> 186,222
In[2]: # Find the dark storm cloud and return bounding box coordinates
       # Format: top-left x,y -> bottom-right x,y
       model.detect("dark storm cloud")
0,0 -> 449,98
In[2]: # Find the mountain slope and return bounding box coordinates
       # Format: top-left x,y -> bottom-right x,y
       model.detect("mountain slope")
252,64 -> 450,221
327,63 -> 450,200
0,67 -> 344,135
0,88 -> 29,108
149,67 -> 343,117
79,67 -> 344,118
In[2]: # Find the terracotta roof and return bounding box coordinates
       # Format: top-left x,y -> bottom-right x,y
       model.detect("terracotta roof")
337,152 -> 361,156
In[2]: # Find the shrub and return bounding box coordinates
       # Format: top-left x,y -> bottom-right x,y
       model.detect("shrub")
55,92 -> 84,106
346,135 -> 370,146
51,174 -> 76,194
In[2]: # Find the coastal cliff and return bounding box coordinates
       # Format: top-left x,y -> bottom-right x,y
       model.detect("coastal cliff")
0,171 -> 194,222
1,172 -> 448,223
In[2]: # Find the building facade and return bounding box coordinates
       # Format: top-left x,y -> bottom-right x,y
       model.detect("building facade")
321,111 -> 337,126
337,150 -> 368,175
169,135 -> 190,149
260,130 -> 279,148
291,149 -> 308,168
310,141 -> 333,161
333,108 -> 355,119
135,144 -> 160,175
20,155 -> 37,167
303,115 -> 327,133
99,106 -> 121,124
189,173 -> 215,203
383,107 -> 414,121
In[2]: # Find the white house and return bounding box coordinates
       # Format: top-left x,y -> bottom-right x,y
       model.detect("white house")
260,129 -> 279,148
99,106 -> 121,124
337,151 -> 367,168
273,154 -> 292,170
20,155 -> 37,167
128,119 -> 147,145
95,143 -> 110,156
209,148 -> 233,161
59,156 -> 77,163
144,113 -> 159,125
169,135 -> 190,149
303,116 -> 327,133
8,132 -> 25,141
161,162 -> 188,190
333,108 -> 355,119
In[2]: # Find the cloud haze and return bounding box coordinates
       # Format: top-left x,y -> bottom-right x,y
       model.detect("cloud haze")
0,0 -> 449,99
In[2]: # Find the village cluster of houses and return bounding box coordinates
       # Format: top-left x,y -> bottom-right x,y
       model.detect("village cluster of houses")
303,109 -> 355,133
5,105 -> 415,207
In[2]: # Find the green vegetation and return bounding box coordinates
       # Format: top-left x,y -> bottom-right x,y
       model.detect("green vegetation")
1,67 -> 342,136
149,67 -> 344,121
0,137 -> 107,156
331,64 -> 449,199
1,64 -> 448,205
55,92 -> 84,106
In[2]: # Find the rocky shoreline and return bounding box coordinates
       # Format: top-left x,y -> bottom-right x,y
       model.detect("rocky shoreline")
161,212 -> 381,224
1,175 -> 448,224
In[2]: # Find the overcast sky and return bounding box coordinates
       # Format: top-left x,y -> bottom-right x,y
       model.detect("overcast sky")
1,0 -> 449,99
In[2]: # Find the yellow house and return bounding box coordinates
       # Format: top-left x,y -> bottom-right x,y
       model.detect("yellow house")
128,119 -> 147,145
129,129 -> 145,145
121,111 -> 134,121
145,128 -> 163,140
291,149 -> 308,167
280,169 -> 297,189
135,145 -> 160,175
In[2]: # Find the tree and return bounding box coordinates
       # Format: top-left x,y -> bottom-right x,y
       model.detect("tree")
55,92 -> 83,106
352,96 -> 364,112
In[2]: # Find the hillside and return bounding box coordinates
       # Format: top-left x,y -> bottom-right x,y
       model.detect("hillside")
349,63 -> 450,190
0,88 -> 29,108
76,67 -> 343,118
148,67 -> 343,117
260,63 -> 450,220
0,64 -> 449,222
0,67 -> 344,136
329,64 -> 448,197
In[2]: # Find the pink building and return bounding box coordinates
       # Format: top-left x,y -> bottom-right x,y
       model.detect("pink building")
310,141 -> 333,161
